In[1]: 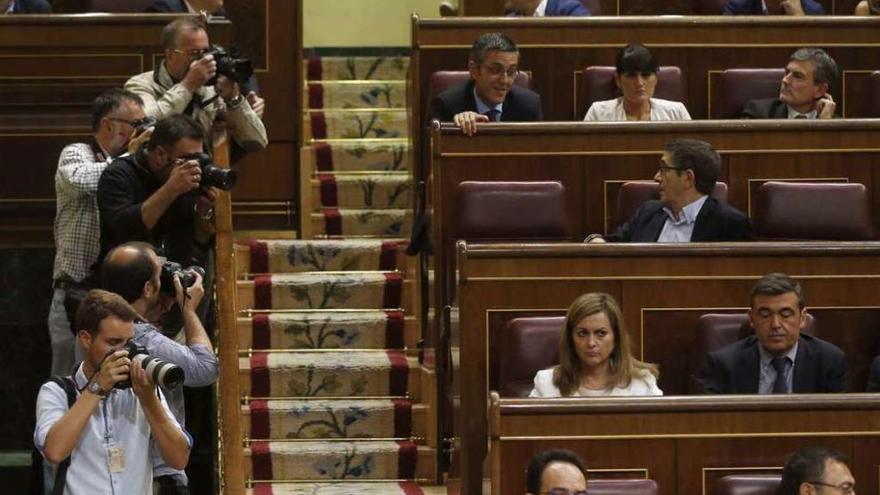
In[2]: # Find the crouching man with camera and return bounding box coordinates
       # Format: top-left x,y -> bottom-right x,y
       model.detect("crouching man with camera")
101,241 -> 218,494
125,17 -> 266,153
34,290 -> 191,495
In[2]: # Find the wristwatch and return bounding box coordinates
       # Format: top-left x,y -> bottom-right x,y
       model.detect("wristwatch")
86,380 -> 107,397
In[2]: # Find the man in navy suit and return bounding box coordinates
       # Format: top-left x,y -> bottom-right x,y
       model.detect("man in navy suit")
585,139 -> 750,243
505,0 -> 591,16
723,0 -> 824,14
742,48 -> 838,120
429,32 -> 543,136
1,0 -> 50,13
703,273 -> 847,394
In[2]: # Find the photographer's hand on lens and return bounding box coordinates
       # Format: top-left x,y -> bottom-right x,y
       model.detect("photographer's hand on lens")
174,271 -> 204,313
130,359 -> 156,400
165,159 -> 202,197
246,91 -> 266,119
215,74 -> 240,103
94,349 -> 131,394
127,127 -> 154,156
182,54 -> 216,92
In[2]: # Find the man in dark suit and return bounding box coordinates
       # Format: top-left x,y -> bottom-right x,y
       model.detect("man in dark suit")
723,0 -> 823,15
742,48 -> 838,120
585,139 -> 750,243
1,0 -> 51,13
146,0 -> 224,15
867,355 -> 880,392
429,32 -> 543,136
703,273 -> 847,394
505,0 -> 591,16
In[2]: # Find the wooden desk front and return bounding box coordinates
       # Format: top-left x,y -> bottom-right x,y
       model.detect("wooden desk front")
489,394 -> 880,495
451,242 -> 880,494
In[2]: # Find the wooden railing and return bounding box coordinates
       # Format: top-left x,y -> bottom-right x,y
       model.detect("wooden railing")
212,127 -> 245,495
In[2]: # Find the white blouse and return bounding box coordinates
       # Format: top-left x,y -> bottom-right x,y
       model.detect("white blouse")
529,367 -> 664,397
583,97 -> 691,122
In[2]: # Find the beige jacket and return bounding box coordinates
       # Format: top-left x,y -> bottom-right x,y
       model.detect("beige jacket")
125,63 -> 268,152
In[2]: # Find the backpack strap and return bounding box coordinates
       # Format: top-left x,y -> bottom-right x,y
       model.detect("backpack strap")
48,376 -> 77,495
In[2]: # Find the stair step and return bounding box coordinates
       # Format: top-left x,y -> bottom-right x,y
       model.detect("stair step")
305,56 -> 410,81
247,481 -> 429,495
305,81 -> 406,110
241,398 -> 426,440
239,351 -> 420,399
236,311 -> 418,351
301,142 -> 412,173
245,440 -> 432,481
311,209 -> 412,238
236,272 -> 408,311
235,239 -> 406,275
313,173 -> 412,209
304,110 -> 408,141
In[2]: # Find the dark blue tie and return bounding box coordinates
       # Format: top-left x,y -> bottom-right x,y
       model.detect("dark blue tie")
484,109 -> 500,122
772,356 -> 790,394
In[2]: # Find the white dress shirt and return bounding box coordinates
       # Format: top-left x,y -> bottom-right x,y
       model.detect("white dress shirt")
786,106 -> 818,119
657,195 -> 708,242
473,88 -> 503,121
34,363 -> 190,494
534,0 -> 549,15
758,341 -> 799,394
529,368 -> 663,397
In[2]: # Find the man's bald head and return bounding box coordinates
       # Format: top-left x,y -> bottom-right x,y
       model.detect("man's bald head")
101,242 -> 158,303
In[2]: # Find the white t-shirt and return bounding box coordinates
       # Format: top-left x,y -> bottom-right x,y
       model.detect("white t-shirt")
529,367 -> 663,397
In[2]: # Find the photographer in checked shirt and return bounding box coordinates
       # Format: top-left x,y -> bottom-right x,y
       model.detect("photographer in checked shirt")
50,89 -> 153,378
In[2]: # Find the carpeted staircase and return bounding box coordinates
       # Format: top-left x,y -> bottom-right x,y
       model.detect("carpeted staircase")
233,54 -> 438,495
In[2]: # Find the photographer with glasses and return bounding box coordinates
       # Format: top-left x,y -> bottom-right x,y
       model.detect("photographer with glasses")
125,17 -> 266,153
525,449 -> 588,495
429,32 -> 543,136
49,89 -> 153,380
779,447 -> 855,495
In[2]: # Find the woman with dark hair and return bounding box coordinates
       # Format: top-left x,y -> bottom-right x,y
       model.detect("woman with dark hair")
584,43 -> 690,122
530,292 -> 662,397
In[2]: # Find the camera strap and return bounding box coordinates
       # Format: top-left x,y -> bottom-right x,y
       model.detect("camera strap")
47,375 -> 77,495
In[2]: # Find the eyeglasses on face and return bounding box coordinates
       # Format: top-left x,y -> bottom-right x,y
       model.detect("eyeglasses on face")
107,117 -> 151,128
808,481 -> 855,495
482,63 -> 519,79
656,163 -> 681,174
172,48 -> 210,60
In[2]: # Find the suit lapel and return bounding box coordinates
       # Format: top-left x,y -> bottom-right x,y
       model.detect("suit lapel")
792,336 -> 814,393
546,0 -> 559,15
738,338 -> 761,392
464,81 -> 478,114
690,197 -> 715,241
639,206 -> 667,242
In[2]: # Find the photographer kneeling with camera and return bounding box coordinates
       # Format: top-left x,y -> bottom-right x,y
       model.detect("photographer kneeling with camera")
34,290 -> 191,494
101,241 -> 218,493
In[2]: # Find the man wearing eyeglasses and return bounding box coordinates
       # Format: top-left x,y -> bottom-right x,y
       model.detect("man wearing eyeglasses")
584,138 -> 750,243
525,449 -> 588,495
429,32 -> 543,136
125,17 -> 266,153
49,89 -> 152,379
778,446 -> 855,495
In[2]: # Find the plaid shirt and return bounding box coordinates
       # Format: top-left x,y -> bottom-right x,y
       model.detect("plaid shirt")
53,142 -> 111,282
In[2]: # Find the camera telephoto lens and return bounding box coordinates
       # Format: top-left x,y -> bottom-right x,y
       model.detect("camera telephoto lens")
113,341 -> 184,390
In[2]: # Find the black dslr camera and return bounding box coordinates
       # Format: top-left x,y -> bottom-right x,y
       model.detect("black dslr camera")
181,152 -> 237,191
133,116 -> 156,134
204,44 -> 253,85
159,260 -> 205,296
114,341 -> 185,390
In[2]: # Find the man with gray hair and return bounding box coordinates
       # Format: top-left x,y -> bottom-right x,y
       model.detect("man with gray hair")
741,48 -> 838,119
125,17 -> 267,151
429,32 -> 543,136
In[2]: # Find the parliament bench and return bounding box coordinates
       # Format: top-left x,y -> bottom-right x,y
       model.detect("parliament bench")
487,393 -> 880,495
448,241 -> 880,494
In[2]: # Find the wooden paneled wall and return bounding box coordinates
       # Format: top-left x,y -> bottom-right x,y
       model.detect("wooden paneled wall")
489,394 -> 880,495
450,241 -> 880,494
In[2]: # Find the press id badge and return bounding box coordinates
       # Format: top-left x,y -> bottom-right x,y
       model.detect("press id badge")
106,443 -> 125,473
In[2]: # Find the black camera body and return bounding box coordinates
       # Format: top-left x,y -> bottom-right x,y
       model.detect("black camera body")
182,152 -> 237,191
159,260 -> 206,296
134,116 -> 156,134
114,341 -> 184,390
205,44 -> 253,85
